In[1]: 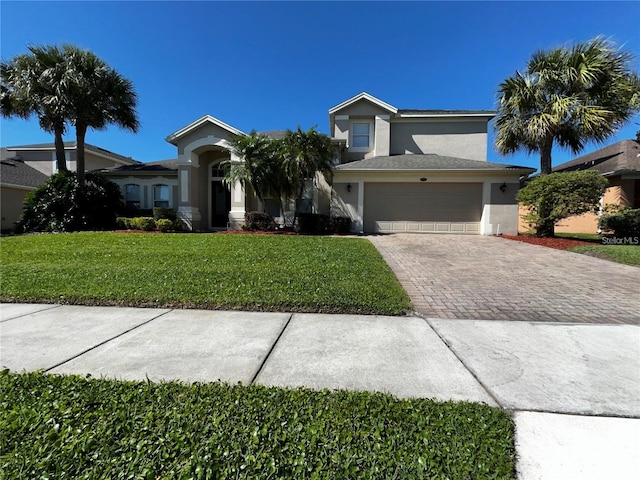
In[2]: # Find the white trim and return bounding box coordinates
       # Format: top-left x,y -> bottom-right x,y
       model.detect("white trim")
396,112 -> 496,119
13,145 -> 135,166
166,115 -> 246,144
328,92 -> 398,115
0,183 -> 38,191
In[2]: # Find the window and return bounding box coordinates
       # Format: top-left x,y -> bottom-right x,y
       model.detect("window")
350,121 -> 372,151
153,184 -> 170,207
124,184 -> 140,209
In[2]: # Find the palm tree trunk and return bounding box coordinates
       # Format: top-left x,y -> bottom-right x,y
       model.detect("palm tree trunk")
539,138 -> 553,176
76,123 -> 87,187
53,124 -> 67,172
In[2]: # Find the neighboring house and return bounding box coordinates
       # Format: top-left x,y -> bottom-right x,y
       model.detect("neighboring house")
0,148 -> 48,230
117,92 -> 531,234
518,139 -> 640,234
0,142 -> 138,230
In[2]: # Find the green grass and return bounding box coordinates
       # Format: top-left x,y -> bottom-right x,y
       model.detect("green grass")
0,371 -> 516,479
0,232 -> 411,315
568,245 -> 640,266
555,232 -> 602,242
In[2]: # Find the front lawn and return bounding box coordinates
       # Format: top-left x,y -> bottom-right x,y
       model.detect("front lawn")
0,232 -> 411,315
0,371 -> 516,479
568,245 -> 640,266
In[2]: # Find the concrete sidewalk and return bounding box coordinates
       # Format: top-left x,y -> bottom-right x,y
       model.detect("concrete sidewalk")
1,303 -> 639,479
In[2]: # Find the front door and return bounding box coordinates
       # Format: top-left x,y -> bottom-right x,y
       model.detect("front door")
211,180 -> 231,228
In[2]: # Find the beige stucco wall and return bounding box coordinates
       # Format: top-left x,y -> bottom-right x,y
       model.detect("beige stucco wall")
333,99 -> 392,117
19,150 -> 57,176
389,120 -> 488,161
1,186 -> 31,230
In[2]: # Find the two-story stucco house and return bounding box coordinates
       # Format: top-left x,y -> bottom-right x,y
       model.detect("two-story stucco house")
112,92 -> 531,234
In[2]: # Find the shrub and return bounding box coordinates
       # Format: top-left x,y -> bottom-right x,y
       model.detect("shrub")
173,219 -> 185,232
153,207 -> 177,221
16,171 -> 123,233
599,208 -> 640,236
115,217 -> 128,229
331,216 -> 352,234
244,211 -> 276,231
516,170 -> 608,237
296,213 -> 331,234
129,217 -> 156,231
155,219 -> 174,232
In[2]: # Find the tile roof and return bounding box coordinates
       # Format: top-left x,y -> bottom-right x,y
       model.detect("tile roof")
0,148 -> 49,188
335,154 -> 535,172
552,140 -> 640,175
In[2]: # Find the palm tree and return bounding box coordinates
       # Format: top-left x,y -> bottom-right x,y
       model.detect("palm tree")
61,45 -> 139,186
1,45 -> 70,171
224,131 -> 278,205
280,126 -> 334,205
1,44 -> 139,186
495,37 -> 640,176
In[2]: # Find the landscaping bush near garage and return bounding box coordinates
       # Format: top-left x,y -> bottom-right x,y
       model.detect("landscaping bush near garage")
0,371 -> 516,479
599,208 -> 640,237
0,233 -> 411,314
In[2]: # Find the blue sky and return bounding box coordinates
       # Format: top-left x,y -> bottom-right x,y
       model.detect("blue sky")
1,1 -> 639,172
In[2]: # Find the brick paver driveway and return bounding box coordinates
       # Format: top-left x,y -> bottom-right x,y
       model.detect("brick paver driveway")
369,234 -> 640,324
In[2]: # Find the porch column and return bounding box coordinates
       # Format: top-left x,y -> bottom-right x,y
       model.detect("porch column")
227,151 -> 246,229
177,152 -> 202,231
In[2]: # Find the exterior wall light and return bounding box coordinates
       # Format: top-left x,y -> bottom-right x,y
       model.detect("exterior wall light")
347,183 -> 352,192
420,178 -> 428,182
500,183 -> 507,193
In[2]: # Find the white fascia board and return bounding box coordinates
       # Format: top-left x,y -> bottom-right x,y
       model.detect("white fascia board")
166,115 -> 246,145
396,112 -> 496,119
8,145 -> 136,165
328,92 -> 398,115
0,182 -> 38,191
335,168 -> 532,174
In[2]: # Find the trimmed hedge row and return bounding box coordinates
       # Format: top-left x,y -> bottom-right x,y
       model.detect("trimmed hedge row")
116,217 -> 184,232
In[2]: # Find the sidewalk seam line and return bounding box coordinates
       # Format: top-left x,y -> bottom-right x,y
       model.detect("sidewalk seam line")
43,309 -> 173,373
250,313 -> 294,384
422,316 -> 505,409
0,304 -> 64,323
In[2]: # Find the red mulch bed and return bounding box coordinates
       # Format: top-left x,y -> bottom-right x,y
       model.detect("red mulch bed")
500,235 -> 594,250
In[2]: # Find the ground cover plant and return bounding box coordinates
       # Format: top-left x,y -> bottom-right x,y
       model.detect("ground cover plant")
0,371 -> 516,479
0,232 -> 411,314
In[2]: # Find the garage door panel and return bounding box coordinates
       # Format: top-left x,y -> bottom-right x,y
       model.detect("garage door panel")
364,183 -> 482,234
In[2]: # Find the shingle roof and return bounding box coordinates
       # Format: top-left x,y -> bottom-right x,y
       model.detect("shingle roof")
0,148 -> 49,188
552,140 -> 640,175
5,142 -> 137,165
98,158 -> 178,174
335,154 -> 535,172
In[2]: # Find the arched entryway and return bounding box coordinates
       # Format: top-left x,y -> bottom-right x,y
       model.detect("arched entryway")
166,115 -> 247,231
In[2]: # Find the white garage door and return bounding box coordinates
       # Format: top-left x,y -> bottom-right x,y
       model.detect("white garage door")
363,183 -> 483,234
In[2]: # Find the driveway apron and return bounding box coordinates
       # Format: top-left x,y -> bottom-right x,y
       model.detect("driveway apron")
369,233 -> 640,324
